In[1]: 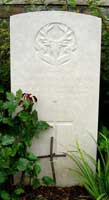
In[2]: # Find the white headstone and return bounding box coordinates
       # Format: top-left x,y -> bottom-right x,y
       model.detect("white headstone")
10,11 -> 101,186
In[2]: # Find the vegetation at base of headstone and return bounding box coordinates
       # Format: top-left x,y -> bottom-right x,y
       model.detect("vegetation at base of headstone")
67,134 -> 109,200
0,89 -> 54,200
98,126 -> 109,154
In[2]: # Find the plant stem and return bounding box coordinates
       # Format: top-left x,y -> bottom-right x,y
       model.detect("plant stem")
20,171 -> 25,185
65,0 -> 69,10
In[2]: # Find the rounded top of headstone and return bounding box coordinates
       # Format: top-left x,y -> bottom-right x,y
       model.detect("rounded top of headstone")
10,11 -> 101,23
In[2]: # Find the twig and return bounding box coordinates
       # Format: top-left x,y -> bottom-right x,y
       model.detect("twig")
38,153 -> 66,159
50,137 -> 56,185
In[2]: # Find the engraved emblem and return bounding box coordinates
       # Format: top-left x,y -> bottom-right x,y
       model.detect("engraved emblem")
34,22 -> 77,65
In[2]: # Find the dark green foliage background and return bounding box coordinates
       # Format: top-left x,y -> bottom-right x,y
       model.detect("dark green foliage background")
0,19 -> 10,98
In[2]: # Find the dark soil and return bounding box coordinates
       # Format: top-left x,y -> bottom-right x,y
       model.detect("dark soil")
24,186 -> 93,200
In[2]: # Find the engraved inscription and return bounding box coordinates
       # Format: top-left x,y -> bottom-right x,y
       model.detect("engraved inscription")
34,22 -> 77,65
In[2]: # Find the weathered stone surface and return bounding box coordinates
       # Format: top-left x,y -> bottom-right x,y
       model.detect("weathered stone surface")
0,0 -> 109,5
0,5 -> 85,19
0,6 -> 24,18
10,11 -> 101,185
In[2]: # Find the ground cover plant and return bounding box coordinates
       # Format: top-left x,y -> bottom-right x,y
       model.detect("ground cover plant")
68,132 -> 109,200
0,89 -> 53,200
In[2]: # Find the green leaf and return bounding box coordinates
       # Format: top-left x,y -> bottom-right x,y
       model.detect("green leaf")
3,101 -> 17,114
11,143 -> 21,157
26,152 -> 38,161
42,176 -> 54,185
0,113 -> 3,122
14,188 -> 24,195
0,191 -> 10,200
36,121 -> 51,131
32,110 -> 38,123
2,0 -> 13,4
23,100 -> 30,109
0,100 -> 3,109
32,178 -> 40,189
69,0 -> 76,8
0,156 -> 10,169
18,111 -> 30,122
34,163 -> 41,175
6,92 -> 15,101
102,126 -> 109,137
97,193 -> 106,200
16,158 -> 29,171
2,117 -> 13,126
2,135 -> 15,146
0,172 -> 7,184
3,147 -> 12,157
0,85 -> 4,93
16,89 -> 23,100
26,162 -> 33,172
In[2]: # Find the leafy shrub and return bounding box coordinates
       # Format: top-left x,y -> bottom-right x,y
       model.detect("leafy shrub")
0,89 -> 53,200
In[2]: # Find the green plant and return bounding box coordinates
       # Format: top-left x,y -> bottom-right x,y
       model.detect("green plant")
0,89 -> 54,200
1,0 -> 12,3
98,126 -> 109,153
67,134 -> 109,200
0,20 -> 10,99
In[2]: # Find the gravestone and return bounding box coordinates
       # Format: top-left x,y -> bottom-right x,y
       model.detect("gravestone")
10,11 -> 101,186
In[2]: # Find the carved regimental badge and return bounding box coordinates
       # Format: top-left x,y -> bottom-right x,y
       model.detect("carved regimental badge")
34,22 -> 77,65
